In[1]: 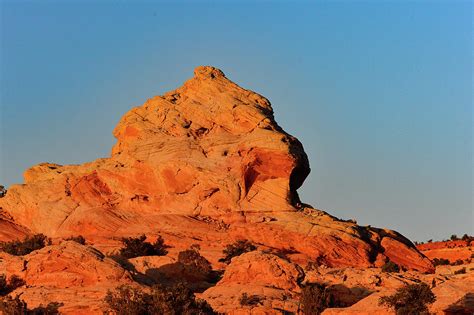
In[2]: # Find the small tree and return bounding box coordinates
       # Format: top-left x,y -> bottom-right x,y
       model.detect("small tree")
104,284 -> 216,315
379,283 -> 436,315
239,293 -> 262,306
0,296 -> 27,314
454,267 -> 466,275
0,234 -> 51,256
381,260 -> 400,273
0,296 -> 61,315
450,234 -> 459,241
219,240 -> 256,264
177,245 -> 213,281
432,258 -> 450,266
104,285 -> 151,315
0,274 -> 26,297
119,235 -> 168,259
65,235 -> 86,245
0,185 -> 6,198
299,283 -> 334,315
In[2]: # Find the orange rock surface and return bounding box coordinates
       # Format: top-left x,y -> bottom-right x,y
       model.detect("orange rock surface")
0,66 -> 442,313
417,240 -> 473,262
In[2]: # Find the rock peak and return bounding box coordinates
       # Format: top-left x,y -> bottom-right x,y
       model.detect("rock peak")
0,67 -> 434,285
193,65 -> 226,79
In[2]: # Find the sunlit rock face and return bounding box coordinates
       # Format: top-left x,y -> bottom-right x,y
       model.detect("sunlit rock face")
0,66 -> 433,274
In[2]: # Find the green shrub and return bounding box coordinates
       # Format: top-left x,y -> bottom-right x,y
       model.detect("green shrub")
65,235 -> 86,245
0,295 -> 61,315
0,274 -> 26,296
178,245 -> 213,280
454,267 -> 466,275
381,260 -> 400,273
0,185 -> 6,198
118,235 -> 168,259
432,258 -> 450,266
0,234 -> 51,256
379,283 -> 436,315
104,283 -> 216,315
299,283 -> 335,315
239,293 -> 262,306
219,240 -> 256,264
0,296 -> 27,315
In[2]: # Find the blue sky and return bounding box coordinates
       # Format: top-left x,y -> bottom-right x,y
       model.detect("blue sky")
0,0 -> 472,241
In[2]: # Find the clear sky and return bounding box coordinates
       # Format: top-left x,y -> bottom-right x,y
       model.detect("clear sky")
0,0 -> 472,242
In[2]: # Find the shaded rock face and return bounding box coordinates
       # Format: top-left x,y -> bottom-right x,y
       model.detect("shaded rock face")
0,241 -> 133,314
0,66 -> 432,273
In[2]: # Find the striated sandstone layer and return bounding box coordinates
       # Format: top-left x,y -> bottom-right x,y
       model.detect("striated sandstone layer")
0,66 -> 432,273
417,240 -> 474,262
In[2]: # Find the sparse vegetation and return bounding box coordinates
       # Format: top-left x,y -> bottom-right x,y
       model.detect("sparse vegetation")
118,235 -> 169,259
381,260 -> 400,273
239,293 -> 263,306
450,234 -> 459,241
0,274 -> 26,297
379,282 -> 436,315
454,267 -> 466,275
104,283 -> 216,315
0,295 -> 62,315
219,240 -> 256,264
0,185 -> 6,198
432,258 -> 450,266
299,283 -> 335,315
177,245 -> 213,281
65,235 -> 86,245
0,234 -> 51,256
452,259 -> 464,266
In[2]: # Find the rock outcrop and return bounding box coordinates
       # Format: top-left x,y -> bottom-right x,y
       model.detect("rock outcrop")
417,240 -> 473,263
0,66 -> 432,272
0,241 -> 133,314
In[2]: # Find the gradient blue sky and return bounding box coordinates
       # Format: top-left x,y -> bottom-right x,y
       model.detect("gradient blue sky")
0,0 -> 472,241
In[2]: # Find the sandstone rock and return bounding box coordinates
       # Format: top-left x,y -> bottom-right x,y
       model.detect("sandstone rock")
0,66 -> 440,313
0,241 -> 133,314
417,240 -> 473,263
201,251 -> 302,313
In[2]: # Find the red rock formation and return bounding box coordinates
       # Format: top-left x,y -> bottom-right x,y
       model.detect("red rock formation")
0,66 -> 432,273
417,240 -> 473,262
0,241 -> 133,314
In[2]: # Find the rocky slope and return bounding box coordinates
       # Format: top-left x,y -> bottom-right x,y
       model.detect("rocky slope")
417,240 -> 473,263
0,66 -> 444,313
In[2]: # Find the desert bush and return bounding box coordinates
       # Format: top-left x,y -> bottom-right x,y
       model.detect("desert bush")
65,235 -> 86,245
0,234 -> 51,256
104,283 -> 216,315
0,275 -> 7,296
381,260 -> 400,273
379,282 -> 435,315
0,296 -> 27,315
0,295 -> 61,315
299,283 -> 335,315
432,258 -> 450,266
454,267 -> 466,275
239,293 -> 263,306
450,234 -> 459,241
0,185 -> 6,198
178,245 -> 213,280
104,285 -> 150,315
0,274 -> 26,296
219,240 -> 256,264
118,235 -> 168,259
452,259 -> 464,266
